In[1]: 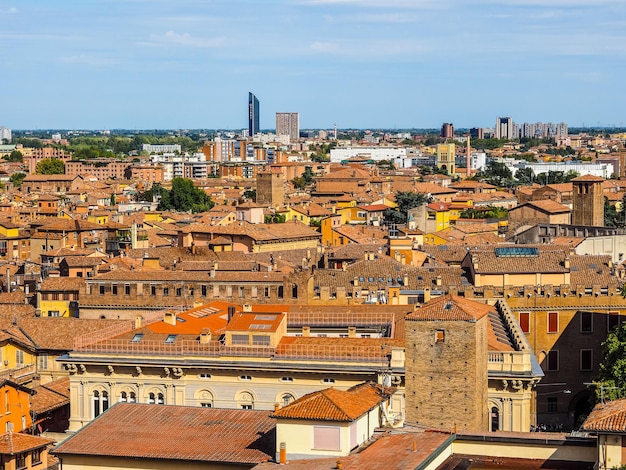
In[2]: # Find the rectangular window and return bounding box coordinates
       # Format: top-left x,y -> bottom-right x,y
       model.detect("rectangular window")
125,284 -> 130,295
264,287 -> 270,298
112,284 -> 118,295
581,349 -> 593,371
37,354 -> 48,370
252,335 -> 270,346
548,312 -> 558,333
100,284 -> 105,295
176,288 -> 182,297
547,397 -> 558,413
31,448 -> 42,465
519,312 -> 530,333
201,285 -> 207,297
239,286 -> 245,298
16,453 -> 26,469
581,311 -> 593,333
163,287 -> 169,296
608,311 -> 620,331
435,330 -> 445,343
15,350 -> 24,367
547,350 -> 559,371
151,285 -> 156,296
313,426 -> 341,450
231,334 -> 249,345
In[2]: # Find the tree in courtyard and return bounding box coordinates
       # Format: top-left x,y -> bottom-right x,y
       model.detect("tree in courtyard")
158,177 -> 214,213
594,321 -> 626,403
4,150 -> 23,162
9,172 -> 26,188
383,191 -> 433,226
35,158 -> 65,175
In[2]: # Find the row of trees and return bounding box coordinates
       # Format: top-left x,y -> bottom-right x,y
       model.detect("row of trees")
476,161 -> 580,188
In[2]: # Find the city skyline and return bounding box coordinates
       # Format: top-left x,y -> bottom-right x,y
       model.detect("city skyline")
2,0 -> 625,130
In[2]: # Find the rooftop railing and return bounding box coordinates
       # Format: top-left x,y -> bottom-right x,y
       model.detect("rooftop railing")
72,339 -> 391,364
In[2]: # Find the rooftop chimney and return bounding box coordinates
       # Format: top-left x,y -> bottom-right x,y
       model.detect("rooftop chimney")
243,303 -> 252,313
135,315 -> 143,329
199,328 -> 212,344
164,311 -> 176,326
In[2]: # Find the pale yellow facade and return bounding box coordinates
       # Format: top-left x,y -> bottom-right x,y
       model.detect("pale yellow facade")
275,408 -> 381,461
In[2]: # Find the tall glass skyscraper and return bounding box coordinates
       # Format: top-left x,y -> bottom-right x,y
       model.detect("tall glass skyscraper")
248,92 -> 259,137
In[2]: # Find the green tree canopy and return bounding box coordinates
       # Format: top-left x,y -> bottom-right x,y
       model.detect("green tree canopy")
4,150 -> 23,162
514,167 -> 535,185
384,191 -> 433,225
35,158 -> 65,174
9,172 -> 26,188
595,321 -> 626,402
157,178 -> 214,213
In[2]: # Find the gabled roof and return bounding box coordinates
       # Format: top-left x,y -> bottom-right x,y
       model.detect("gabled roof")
582,398 -> 626,432
0,432 -> 53,455
53,404 -> 275,465
272,382 -> 389,422
406,294 -> 490,322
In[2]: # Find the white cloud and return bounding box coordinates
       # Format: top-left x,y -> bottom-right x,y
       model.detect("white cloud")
59,54 -> 119,67
151,30 -> 226,48
303,0 -> 441,8
9,7 -> 17,13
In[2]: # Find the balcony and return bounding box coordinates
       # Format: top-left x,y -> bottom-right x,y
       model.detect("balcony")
487,350 -> 534,375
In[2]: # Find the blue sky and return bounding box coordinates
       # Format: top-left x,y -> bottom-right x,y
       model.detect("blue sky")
1,0 -> 625,130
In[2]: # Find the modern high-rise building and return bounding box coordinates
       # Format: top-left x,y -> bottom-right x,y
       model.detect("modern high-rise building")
248,92 -> 260,137
495,117 -> 516,140
0,127 -> 11,143
276,112 -> 300,142
440,123 -> 454,138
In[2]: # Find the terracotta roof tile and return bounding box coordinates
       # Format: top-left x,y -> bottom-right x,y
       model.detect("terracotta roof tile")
406,294 -> 490,322
272,382 -> 388,421
0,432 -> 53,454
53,404 -> 274,464
31,377 -> 70,414
583,398 -> 626,432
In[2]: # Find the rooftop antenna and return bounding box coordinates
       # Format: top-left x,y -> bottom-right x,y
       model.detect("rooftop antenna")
333,123 -> 337,140
466,134 -> 471,178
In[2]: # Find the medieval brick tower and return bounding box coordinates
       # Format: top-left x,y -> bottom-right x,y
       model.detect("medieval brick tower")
404,294 -> 489,432
256,170 -> 285,208
571,174 -> 605,227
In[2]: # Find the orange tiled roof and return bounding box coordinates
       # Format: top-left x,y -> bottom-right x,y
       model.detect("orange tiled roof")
582,398 -> 626,432
406,294 -> 490,322
52,404 -> 274,465
272,382 -> 388,422
31,377 -> 70,414
0,432 -> 53,454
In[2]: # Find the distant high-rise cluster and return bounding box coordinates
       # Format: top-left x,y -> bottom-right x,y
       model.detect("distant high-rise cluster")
276,112 -> 300,142
519,122 -> 568,139
495,117 -> 516,140
248,92 -> 260,137
495,117 -> 567,140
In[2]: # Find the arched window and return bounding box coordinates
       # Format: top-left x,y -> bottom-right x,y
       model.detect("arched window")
120,391 -> 137,403
491,406 -> 500,432
197,390 -> 214,408
282,393 -> 295,407
92,391 -> 101,418
156,393 -> 165,405
239,392 -> 254,410
102,391 -> 109,413
92,389 -> 109,418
